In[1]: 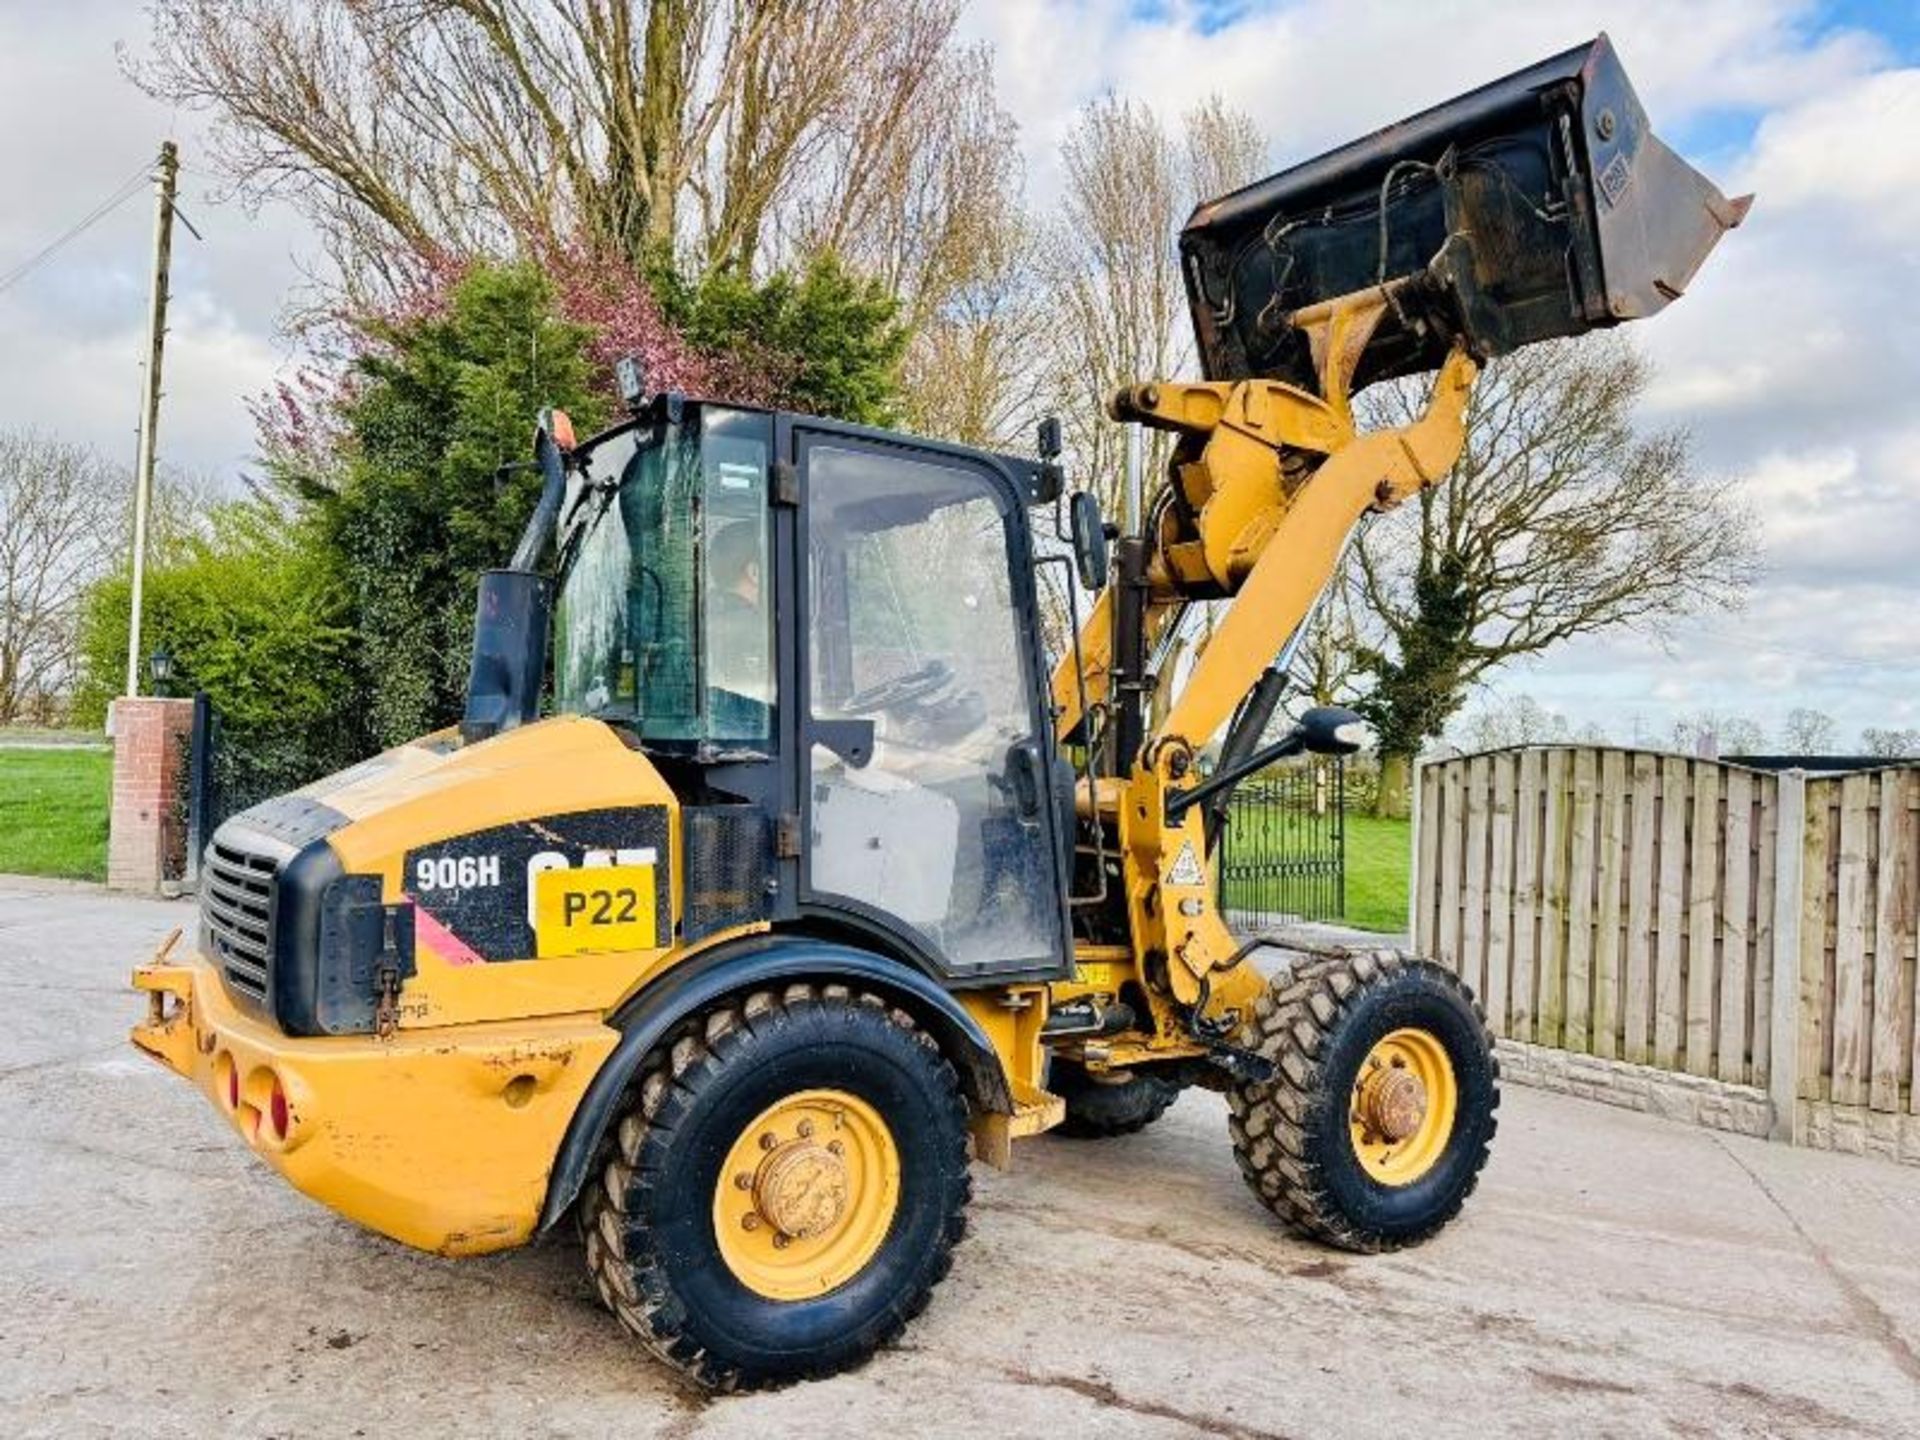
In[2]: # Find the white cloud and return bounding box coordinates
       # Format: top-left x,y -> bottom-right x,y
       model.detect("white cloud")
0,0 -> 314,482
966,0 -> 1889,190
1737,66 -> 1920,246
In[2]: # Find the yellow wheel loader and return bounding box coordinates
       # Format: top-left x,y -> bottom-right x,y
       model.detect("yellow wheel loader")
131,36 -> 1744,1389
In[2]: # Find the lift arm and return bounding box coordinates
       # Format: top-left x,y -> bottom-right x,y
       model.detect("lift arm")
1047,32 -> 1746,1056
1050,288 -> 1475,759
1063,290 -> 1478,1023
1150,343 -> 1476,752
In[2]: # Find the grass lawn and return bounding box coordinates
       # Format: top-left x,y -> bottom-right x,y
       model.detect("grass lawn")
1220,801 -> 1411,933
1342,814 -> 1411,933
0,747 -> 111,881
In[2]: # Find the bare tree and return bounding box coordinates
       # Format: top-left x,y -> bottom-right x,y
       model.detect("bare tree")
1040,94 -> 1182,505
1290,581 -> 1362,708
898,209 -> 1051,450
1780,706 -> 1837,755
1450,694 -> 1575,752
1349,334 -> 1757,815
0,431 -> 126,724
1182,94 -> 1267,209
1861,727 -> 1920,759
1037,93 -> 1267,513
134,0 -> 1008,310
138,0 -> 750,274
1670,710 -> 1766,758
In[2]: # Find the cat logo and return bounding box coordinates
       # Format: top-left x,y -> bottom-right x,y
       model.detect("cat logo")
1167,841 -> 1205,888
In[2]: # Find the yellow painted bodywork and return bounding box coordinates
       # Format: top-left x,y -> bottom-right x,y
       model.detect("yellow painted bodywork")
127,295 -> 1480,1264
128,711 -> 1057,1250
310,715 -> 691,1028
131,953 -> 617,1255
125,715 -> 771,1254
958,987 -> 1065,1167
1153,348 -> 1476,749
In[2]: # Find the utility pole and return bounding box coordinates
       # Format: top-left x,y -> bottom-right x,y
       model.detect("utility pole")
124,140 -> 180,698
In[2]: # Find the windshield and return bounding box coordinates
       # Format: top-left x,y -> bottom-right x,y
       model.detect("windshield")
552,405 -> 774,749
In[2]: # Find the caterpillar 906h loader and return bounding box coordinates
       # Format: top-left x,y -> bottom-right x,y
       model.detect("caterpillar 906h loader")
132,36 -> 1744,1388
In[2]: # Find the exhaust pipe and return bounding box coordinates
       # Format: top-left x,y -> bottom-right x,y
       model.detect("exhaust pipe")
1179,34 -> 1750,394
461,411 -> 571,744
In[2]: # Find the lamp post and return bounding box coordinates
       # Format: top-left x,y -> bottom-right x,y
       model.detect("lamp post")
147,648 -> 174,698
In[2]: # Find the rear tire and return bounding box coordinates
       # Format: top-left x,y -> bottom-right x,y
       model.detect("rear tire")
581,982 -> 971,1390
1051,1060 -> 1181,1138
1228,948 -> 1497,1253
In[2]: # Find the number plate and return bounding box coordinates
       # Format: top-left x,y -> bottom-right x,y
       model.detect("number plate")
533,863 -> 659,958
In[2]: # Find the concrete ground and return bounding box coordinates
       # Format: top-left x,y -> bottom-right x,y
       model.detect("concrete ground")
3,877 -> 1917,1439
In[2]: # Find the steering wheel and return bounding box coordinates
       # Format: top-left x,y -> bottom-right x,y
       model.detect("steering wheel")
838,659 -> 953,714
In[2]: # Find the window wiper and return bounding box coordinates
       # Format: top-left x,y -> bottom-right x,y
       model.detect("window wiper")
552,480 -> 620,584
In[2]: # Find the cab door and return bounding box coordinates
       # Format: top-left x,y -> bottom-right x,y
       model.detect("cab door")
795,430 -> 1069,981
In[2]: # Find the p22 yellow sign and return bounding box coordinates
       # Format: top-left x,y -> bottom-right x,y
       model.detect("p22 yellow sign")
534,861 -> 658,958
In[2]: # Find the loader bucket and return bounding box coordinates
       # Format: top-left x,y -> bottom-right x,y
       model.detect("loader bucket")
1179,34 -> 1750,394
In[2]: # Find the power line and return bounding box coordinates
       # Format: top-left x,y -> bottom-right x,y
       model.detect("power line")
0,160 -> 155,296
1653,622 -> 1905,674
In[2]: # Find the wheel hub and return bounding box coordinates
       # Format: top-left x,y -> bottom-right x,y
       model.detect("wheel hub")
712,1089 -> 901,1300
1347,1027 -> 1458,1187
752,1141 -> 849,1239
1356,1062 -> 1427,1142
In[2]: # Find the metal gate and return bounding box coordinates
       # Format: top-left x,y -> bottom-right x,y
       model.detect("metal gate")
1217,757 -> 1345,928
181,695 -> 310,885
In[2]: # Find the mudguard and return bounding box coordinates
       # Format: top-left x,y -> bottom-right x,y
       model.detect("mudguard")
537,933 -> 1012,1231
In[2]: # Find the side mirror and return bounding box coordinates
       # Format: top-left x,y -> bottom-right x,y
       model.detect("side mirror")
1297,705 -> 1368,756
1069,490 -> 1109,590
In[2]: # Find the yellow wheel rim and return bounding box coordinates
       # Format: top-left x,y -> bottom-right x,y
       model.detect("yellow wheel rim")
712,1088 -> 901,1301
1349,1028 -> 1457,1187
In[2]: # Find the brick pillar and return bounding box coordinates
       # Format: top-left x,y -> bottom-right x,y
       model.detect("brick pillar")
108,697 -> 195,892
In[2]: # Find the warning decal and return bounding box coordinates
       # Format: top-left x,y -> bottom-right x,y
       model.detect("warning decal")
1167,841 -> 1205,888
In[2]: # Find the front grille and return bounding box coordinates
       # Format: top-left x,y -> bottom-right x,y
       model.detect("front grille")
203,838 -> 279,1004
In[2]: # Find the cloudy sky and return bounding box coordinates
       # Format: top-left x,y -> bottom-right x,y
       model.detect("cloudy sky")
3,1 -> 1916,747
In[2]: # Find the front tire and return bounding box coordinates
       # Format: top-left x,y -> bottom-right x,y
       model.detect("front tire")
581,982 -> 972,1389
1228,948 -> 1498,1253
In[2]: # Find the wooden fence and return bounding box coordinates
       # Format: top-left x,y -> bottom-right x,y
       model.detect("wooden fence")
1411,747 -> 1919,1148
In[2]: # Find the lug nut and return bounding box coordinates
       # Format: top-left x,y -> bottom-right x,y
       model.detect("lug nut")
772,1233 -> 790,1250
759,1132 -> 778,1151
734,1172 -> 753,1190
796,1119 -> 814,1139
827,1140 -> 844,1156
741,1213 -> 761,1231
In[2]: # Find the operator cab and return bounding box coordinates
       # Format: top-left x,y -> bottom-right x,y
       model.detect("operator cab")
547,398 -> 1071,984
